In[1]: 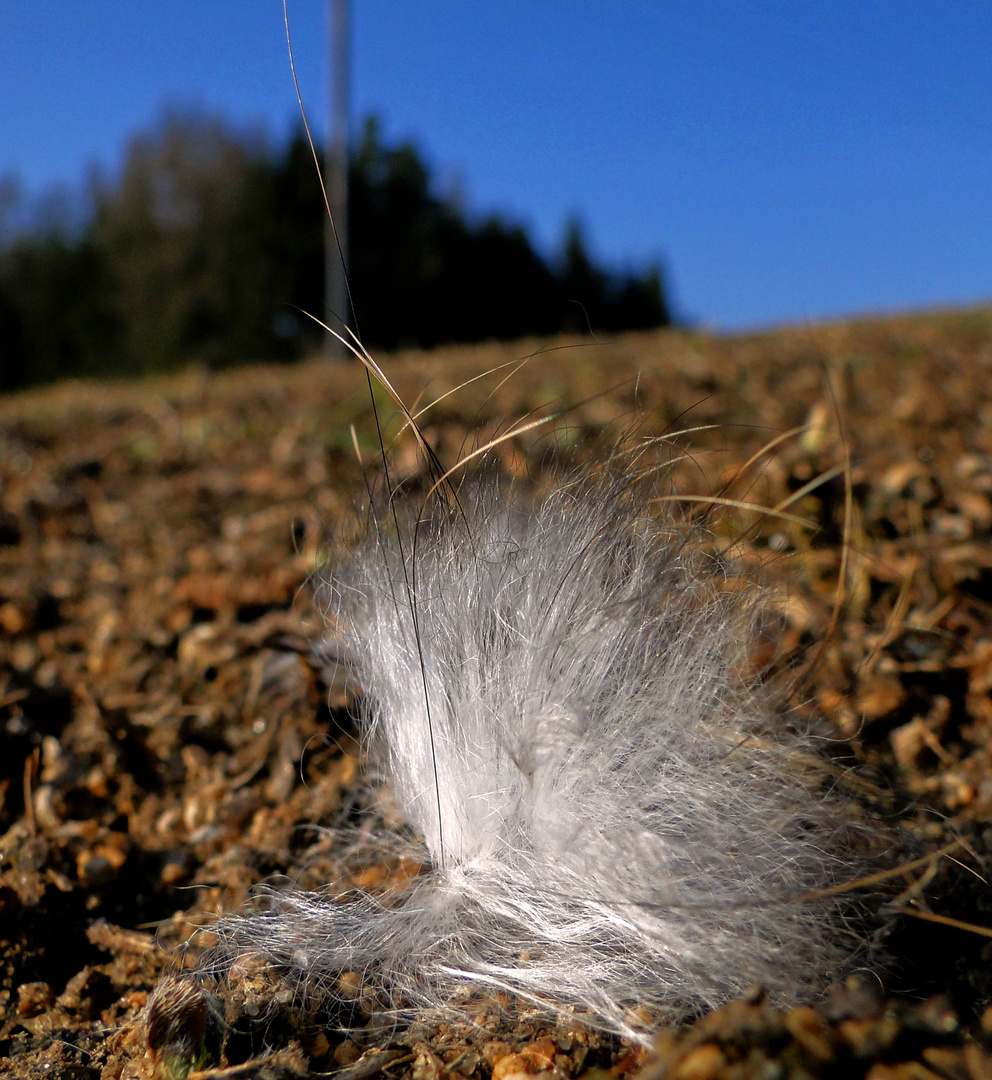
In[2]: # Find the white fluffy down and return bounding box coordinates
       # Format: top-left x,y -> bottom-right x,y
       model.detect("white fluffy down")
206,470 -> 864,1041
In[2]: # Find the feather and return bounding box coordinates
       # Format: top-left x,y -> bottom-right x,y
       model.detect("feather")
202,459 -> 869,1042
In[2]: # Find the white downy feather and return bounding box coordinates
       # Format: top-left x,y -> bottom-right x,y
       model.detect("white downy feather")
204,458 -> 868,1042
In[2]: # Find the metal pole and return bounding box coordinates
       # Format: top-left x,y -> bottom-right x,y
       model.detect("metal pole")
325,0 -> 350,357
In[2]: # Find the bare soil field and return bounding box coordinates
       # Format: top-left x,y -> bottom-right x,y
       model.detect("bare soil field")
3,307 -> 992,1078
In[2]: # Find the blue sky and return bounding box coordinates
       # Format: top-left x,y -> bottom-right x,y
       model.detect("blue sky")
2,1 -> 990,330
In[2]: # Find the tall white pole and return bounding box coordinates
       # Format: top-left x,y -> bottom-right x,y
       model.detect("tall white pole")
325,0 -> 350,356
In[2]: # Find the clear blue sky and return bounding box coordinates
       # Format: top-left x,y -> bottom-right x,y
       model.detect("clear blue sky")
2,1 -> 990,330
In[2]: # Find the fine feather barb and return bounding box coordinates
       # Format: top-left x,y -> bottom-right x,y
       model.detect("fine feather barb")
195,11 -> 880,1045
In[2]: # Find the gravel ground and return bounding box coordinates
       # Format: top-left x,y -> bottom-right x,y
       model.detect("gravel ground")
2,308 -> 992,1078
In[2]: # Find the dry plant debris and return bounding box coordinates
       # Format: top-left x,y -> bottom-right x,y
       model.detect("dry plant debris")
2,306 -> 992,1077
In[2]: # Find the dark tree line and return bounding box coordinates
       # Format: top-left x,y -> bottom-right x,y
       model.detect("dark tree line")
0,111 -> 671,391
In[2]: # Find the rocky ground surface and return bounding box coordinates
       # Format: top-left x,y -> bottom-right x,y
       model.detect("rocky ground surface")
3,307 -> 992,1078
